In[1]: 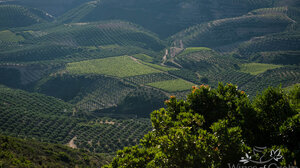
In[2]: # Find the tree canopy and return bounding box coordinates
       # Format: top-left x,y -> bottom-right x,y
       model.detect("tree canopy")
104,83 -> 299,168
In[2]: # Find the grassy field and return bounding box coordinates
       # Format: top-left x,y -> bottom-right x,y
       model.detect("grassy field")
147,79 -> 194,92
132,54 -> 154,62
178,47 -> 212,56
239,63 -> 283,75
66,56 -> 161,77
0,30 -> 24,42
143,62 -> 178,71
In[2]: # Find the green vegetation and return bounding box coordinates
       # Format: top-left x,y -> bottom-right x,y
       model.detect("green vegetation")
0,30 -> 24,42
0,1 -> 300,166
124,73 -> 176,85
132,54 -> 153,62
147,79 -> 194,92
0,134 -> 111,168
239,66 -> 300,96
174,48 -> 233,71
171,13 -> 292,48
286,84 -> 300,112
28,21 -> 165,51
108,87 -> 168,117
174,49 -> 298,97
34,73 -> 170,117
0,44 -> 79,63
142,62 -> 178,71
0,5 -> 52,29
0,64 -> 53,89
0,44 -> 158,64
104,84 -> 299,167
234,32 -> 300,60
284,83 -> 300,91
0,84 -> 73,117
71,118 -> 152,153
66,56 -> 161,77
178,47 -> 212,56
250,51 -> 300,65
0,85 -> 152,153
239,63 -> 283,75
57,0 -> 275,37
169,69 -> 202,84
0,84 -> 76,143
1,0 -> 92,16
0,68 -> 22,88
35,74 -> 136,111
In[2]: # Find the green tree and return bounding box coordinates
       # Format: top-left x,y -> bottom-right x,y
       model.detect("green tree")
253,86 -> 297,146
104,83 -> 299,168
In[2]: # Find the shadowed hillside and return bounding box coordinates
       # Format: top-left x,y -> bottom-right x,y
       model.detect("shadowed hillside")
0,134 -> 112,167
0,5 -> 53,29
58,0 -> 275,37
0,0 -> 90,16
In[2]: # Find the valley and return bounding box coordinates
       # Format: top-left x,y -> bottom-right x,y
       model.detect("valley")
0,0 -> 299,167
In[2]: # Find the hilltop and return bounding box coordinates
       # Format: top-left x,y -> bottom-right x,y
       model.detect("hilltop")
57,0 -> 280,37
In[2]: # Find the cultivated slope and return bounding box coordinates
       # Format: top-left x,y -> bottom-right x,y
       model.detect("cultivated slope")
0,0 -> 90,16
0,5 -> 53,29
170,9 -> 295,49
0,85 -> 153,153
58,0 -> 275,37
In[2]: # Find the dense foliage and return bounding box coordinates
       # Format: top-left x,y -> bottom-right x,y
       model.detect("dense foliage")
104,83 -> 299,167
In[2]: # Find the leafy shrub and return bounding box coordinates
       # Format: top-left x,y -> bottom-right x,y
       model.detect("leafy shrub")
104,83 -> 299,167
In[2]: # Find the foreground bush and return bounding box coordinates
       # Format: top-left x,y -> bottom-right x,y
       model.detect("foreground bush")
104,83 -> 299,168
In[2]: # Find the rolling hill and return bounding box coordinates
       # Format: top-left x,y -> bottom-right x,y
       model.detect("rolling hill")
0,85 -> 153,153
0,21 -> 165,65
0,0 -> 300,166
234,31 -> 300,60
25,21 -> 165,51
57,0 -> 276,37
0,5 -> 53,29
170,11 -> 294,49
0,0 -> 90,16
166,47 -> 300,96
33,55 -> 190,116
